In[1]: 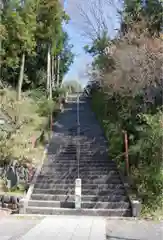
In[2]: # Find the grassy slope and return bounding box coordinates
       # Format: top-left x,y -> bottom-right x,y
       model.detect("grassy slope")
0,88 -> 59,165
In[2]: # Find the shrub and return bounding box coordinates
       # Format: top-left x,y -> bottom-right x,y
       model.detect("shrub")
89,33 -> 163,216
0,88 -> 59,166
37,98 -> 55,117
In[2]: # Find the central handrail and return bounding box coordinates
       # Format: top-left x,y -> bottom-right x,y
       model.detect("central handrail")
77,92 -> 80,178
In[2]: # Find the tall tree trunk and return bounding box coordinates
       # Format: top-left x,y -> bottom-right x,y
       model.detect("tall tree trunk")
51,56 -> 55,89
49,56 -> 52,100
17,53 -> 25,101
57,55 -> 60,87
55,55 -> 58,87
47,45 -> 53,139
54,57 -> 57,86
47,44 -> 52,99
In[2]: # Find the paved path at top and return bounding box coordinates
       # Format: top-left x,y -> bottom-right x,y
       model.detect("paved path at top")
20,216 -> 105,240
0,215 -> 105,240
0,215 -> 162,240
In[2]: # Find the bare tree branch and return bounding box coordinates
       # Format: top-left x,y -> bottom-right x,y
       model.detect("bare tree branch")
76,0 -> 116,41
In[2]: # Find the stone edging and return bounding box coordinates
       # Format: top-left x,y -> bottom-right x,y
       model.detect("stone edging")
13,214 -> 155,221
118,170 -> 142,217
20,148 -> 47,214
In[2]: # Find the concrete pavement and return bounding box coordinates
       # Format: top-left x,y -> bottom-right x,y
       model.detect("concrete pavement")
106,219 -> 163,240
20,216 -> 106,240
0,215 -> 162,240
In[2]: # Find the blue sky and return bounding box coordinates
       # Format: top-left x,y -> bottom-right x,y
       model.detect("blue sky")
63,0 -> 121,87
63,21 -> 92,87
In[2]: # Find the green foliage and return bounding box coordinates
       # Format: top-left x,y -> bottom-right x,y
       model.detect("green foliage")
2,0 -> 37,63
91,91 -> 124,166
84,31 -> 109,56
1,0 -> 74,89
36,0 -> 63,43
37,98 -> 55,116
59,32 -> 74,83
27,88 -> 46,101
91,87 -> 163,215
88,35 -> 163,216
84,0 -> 163,219
0,0 -> 73,170
0,88 -> 60,164
122,0 -> 163,35
144,0 -> 163,35
52,87 -> 66,99
63,80 -> 83,93
84,30 -> 112,71
131,113 -> 163,198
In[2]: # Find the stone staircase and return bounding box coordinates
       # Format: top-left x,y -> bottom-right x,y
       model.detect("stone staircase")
24,94 -> 132,216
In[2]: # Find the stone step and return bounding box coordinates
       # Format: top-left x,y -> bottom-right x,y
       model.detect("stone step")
40,170 -> 119,177
36,177 -> 122,184
43,160 -> 117,170
68,152 -> 108,155
43,165 -> 117,170
63,146 -> 76,149
34,183 -> 125,190
63,147 -> 107,151
31,194 -> 128,202
27,200 -> 130,209
25,206 -> 131,216
43,161 -> 116,166
59,150 -> 94,154
41,166 -> 117,170
64,146 -> 107,150
33,188 -> 126,196
41,167 -> 118,173
52,158 -> 110,161
40,168 -> 119,174
42,163 -> 116,167
37,174 -> 121,182
42,167 -> 118,172
59,152 -> 76,155
38,172 -> 120,177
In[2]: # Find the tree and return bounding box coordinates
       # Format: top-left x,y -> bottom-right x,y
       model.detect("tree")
144,0 -> 163,36
78,0 -> 112,41
59,32 -> 74,86
17,0 -> 37,100
120,0 -> 163,36
1,0 -> 74,95
1,0 -> 37,99
0,2 -> 7,77
36,0 -> 67,98
63,80 -> 83,93
84,30 -> 114,73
